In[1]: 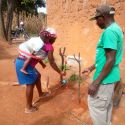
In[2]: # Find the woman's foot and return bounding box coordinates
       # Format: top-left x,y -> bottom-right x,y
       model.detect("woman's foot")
25,106 -> 38,113
33,92 -> 51,105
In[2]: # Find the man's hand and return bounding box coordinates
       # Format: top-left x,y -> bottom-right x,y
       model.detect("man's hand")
82,64 -> 95,75
82,68 -> 91,75
88,80 -> 100,96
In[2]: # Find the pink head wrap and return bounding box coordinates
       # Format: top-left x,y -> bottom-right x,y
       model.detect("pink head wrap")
39,27 -> 57,38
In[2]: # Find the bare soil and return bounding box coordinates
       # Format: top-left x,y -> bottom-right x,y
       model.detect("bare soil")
0,39 -> 125,125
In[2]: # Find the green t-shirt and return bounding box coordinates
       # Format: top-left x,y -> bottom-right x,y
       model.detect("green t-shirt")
93,22 -> 124,84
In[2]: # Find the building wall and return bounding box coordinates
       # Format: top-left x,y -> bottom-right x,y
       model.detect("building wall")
47,0 -> 125,82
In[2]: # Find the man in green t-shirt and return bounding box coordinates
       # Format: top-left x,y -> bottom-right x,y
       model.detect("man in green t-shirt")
83,4 -> 124,125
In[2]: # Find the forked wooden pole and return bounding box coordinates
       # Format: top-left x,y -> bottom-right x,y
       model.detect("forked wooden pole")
74,53 -> 81,104
59,47 -> 66,82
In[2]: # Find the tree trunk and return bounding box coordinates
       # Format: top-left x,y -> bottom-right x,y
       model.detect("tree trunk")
0,0 -> 6,40
16,9 -> 20,27
6,0 -> 14,42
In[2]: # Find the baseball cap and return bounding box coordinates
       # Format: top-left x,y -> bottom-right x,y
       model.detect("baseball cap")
90,4 -> 115,20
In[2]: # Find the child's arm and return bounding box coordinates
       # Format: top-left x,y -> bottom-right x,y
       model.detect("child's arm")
39,60 -> 46,68
20,57 -> 32,74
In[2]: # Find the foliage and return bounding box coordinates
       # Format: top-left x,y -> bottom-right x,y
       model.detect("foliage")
14,0 -> 36,16
69,74 -> 79,82
35,0 -> 46,7
43,58 -> 49,64
58,64 -> 71,71
68,73 -> 83,83
2,0 -> 36,16
1,0 -> 7,11
0,0 -> 39,42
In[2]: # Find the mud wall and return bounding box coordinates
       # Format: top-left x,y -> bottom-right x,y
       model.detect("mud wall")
47,0 -> 125,82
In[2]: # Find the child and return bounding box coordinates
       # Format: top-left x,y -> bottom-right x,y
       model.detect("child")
20,50 -> 47,74
19,36 -> 45,74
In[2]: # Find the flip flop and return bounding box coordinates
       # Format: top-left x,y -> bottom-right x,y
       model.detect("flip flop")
33,92 -> 51,105
24,106 -> 38,114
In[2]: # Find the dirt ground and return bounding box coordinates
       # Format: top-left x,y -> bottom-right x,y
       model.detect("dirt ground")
0,38 -> 125,125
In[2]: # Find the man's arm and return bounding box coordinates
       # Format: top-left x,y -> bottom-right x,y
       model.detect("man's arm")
88,48 -> 116,96
89,64 -> 96,72
93,48 -> 116,84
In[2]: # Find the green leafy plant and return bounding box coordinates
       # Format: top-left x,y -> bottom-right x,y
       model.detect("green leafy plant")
58,64 -> 71,71
43,58 -> 49,64
69,73 -> 79,81
68,73 -> 83,83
